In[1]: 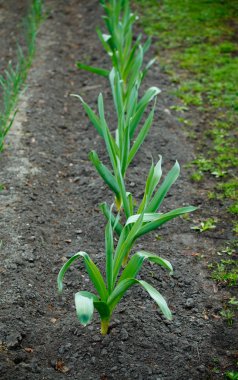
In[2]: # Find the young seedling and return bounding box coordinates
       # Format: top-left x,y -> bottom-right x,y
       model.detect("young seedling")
220,309 -> 235,327
73,68 -> 160,210
77,0 -> 155,95
229,297 -> 238,307
58,157 -> 196,334
99,155 -> 192,232
0,0 -> 44,151
191,218 -> 216,232
58,204 -> 174,335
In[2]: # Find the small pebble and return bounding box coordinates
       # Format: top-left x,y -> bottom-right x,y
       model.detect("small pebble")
6,332 -> 22,349
101,348 -> 107,356
185,298 -> 195,309
120,328 -> 129,341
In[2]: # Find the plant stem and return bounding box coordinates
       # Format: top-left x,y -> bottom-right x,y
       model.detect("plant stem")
100,319 -> 110,335
115,196 -> 122,211
122,252 -> 129,267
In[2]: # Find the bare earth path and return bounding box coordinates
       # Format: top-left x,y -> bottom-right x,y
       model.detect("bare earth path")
0,1 -> 237,379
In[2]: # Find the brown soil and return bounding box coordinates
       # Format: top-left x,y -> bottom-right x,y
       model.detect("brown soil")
0,0 -> 237,379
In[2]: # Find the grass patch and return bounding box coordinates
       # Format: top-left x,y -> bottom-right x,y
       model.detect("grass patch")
136,1 -> 238,356
135,2 -> 238,322
212,259 -> 238,287
0,0 -> 45,151
135,0 -> 238,225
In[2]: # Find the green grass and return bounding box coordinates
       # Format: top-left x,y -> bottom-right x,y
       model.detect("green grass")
212,259 -> 238,287
136,1 -> 238,357
0,0 -> 45,151
135,0 -> 238,223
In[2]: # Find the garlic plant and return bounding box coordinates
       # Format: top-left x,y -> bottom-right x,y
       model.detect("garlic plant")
58,203 -> 195,335
77,0 -> 155,93
58,159 -> 196,334
73,68 -> 159,210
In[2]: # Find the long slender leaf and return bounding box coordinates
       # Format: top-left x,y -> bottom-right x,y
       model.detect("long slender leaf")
130,86 -> 161,138
127,106 -> 155,168
139,280 -> 172,320
121,123 -> 130,176
113,210 -> 145,282
71,94 -> 103,137
136,206 -> 197,238
89,151 -> 120,199
115,157 -> 131,217
108,278 -> 172,320
100,202 -> 123,235
137,251 -> 173,273
96,28 -> 112,55
98,93 -> 118,171
105,212 -> 114,293
118,251 -> 172,284
146,161 -> 180,212
126,213 -> 163,225
141,57 -> 157,81
57,251 -> 108,302
76,62 -> 109,77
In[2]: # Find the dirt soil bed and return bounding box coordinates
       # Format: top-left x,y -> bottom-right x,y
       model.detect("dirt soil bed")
0,0 -> 237,379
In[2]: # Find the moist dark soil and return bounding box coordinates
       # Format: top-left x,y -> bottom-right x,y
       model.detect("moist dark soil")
0,1 -> 237,379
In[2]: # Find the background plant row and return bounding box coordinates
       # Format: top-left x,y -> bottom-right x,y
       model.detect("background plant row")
0,0 -> 44,152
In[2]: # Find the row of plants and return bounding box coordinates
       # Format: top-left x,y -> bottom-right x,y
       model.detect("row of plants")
0,0 -> 44,152
58,0 -> 196,335
135,0 -> 238,376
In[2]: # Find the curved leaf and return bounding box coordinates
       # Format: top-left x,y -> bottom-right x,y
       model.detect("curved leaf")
76,62 -> 109,78
126,212 -> 163,225
108,278 -> 172,320
137,251 -> 173,273
139,280 -> 172,320
146,161 -> 180,213
57,251 -> 108,301
75,292 -> 110,325
71,94 -> 102,137
136,206 -> 197,238
75,292 -> 94,326
130,86 -> 161,138
96,28 -> 112,54
89,151 -> 120,199
142,57 -> 157,81
118,251 -> 173,284
127,106 -> 155,168
113,210 -> 145,283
